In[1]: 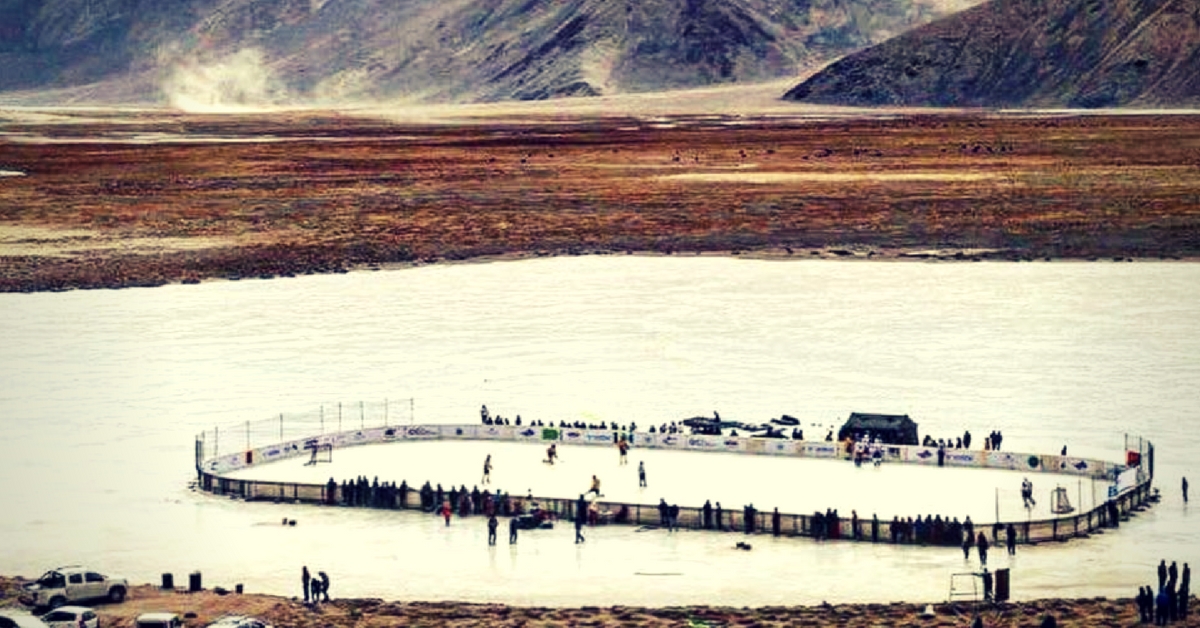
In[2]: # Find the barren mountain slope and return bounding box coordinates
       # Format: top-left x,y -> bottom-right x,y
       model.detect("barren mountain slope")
783,0 -> 1200,108
0,0 -> 979,104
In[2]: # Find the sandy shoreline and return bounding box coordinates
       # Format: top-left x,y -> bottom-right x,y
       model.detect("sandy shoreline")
1,576 -> 1171,627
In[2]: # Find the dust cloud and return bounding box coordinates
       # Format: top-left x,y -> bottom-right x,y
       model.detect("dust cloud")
161,48 -> 290,113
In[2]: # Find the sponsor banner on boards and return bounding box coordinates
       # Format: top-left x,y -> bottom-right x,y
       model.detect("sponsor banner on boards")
656,433 -> 685,449
906,447 -> 939,465
985,451 -> 1022,471
684,435 -> 722,451
721,436 -> 747,453
561,429 -> 587,444
440,425 -> 476,439
761,439 -> 797,455
400,424 -> 440,440
944,450 -> 979,467
798,442 -> 839,459
1052,456 -> 1094,475
476,425 -> 512,440
583,430 -> 615,445
512,426 -> 543,442
1114,467 -> 1139,495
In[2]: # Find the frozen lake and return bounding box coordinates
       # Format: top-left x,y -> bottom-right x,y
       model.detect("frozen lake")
1,256 -> 1197,606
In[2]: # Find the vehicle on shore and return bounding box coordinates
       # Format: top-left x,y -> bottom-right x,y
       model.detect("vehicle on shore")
134,613 -> 182,628
19,567 -> 127,610
0,610 -> 51,628
38,607 -> 98,628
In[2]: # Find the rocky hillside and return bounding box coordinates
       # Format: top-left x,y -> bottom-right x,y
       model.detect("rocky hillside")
0,0 -> 979,105
783,0 -> 1200,108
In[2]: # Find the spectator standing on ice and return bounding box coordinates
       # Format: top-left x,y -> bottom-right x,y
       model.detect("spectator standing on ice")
976,532 -> 989,566
639,461 -> 647,487
772,508 -> 781,536
1006,523 -> 1018,554
703,500 -> 713,529
1184,477 -> 1189,503
509,515 -> 519,544
487,514 -> 498,545
575,501 -> 586,543
669,503 -> 680,532
658,499 -> 669,526
302,566 -> 311,603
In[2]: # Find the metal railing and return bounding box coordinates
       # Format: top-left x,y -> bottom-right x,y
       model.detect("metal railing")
195,465 -> 1154,546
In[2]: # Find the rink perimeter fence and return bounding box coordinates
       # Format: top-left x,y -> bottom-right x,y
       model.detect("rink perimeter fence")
194,401 -> 1155,547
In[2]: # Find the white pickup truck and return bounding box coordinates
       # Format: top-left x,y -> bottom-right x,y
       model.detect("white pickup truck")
20,566 -> 128,610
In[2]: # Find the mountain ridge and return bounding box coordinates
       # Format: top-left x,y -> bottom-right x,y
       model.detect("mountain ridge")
0,0 -> 979,106
783,0 -> 1200,108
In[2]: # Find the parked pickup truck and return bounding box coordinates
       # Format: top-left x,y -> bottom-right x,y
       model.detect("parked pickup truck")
20,566 -> 128,610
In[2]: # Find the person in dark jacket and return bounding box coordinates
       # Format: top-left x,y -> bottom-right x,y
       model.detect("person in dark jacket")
976,532 -> 989,566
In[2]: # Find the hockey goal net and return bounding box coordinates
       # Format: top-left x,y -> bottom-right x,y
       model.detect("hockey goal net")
305,443 -> 333,466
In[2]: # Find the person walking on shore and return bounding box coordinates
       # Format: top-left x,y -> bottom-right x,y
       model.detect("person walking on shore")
482,455 -> 493,484
302,566 -> 311,603
318,571 -> 330,602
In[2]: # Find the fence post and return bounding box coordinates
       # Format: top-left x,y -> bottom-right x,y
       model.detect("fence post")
280,413 -> 283,442
360,401 -> 364,429
214,426 -> 219,458
245,421 -> 250,452
338,402 -> 342,433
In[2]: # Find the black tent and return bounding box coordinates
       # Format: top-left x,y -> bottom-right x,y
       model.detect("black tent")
836,412 -> 919,445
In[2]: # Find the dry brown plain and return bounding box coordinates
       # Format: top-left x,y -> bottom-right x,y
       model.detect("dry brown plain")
0,576 -> 1173,628
1,109 -> 1199,292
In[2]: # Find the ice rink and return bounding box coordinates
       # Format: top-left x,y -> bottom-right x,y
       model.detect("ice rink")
227,438 -> 1102,527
